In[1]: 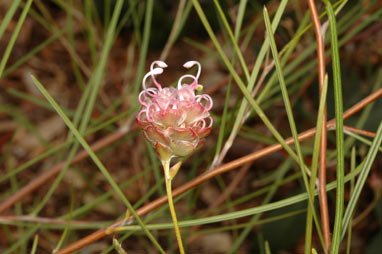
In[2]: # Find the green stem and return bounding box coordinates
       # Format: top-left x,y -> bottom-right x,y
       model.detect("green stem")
163,160 -> 185,254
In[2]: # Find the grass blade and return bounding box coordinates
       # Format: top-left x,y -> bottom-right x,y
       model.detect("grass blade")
0,0 -> 22,40
30,235 -> 39,254
133,0 -> 155,96
341,121 -> 382,240
0,0 -> 33,77
346,147 -> 356,254
324,2 -> 345,252
213,0 -> 250,81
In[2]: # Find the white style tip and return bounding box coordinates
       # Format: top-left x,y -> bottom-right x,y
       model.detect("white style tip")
151,67 -> 163,75
183,61 -> 198,69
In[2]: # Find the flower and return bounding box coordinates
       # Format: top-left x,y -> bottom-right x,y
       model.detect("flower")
137,60 -> 213,161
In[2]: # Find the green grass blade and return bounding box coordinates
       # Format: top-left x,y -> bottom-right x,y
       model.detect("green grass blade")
343,131 -> 382,153
213,0 -> 250,81
78,0 -> 124,134
325,2 -> 345,251
265,241 -> 272,254
160,0 -> 187,60
0,0 -> 22,40
346,146 -> 356,254
83,0 -> 98,66
0,0 -> 33,77
133,0 -> 154,96
213,0 -> 247,166
30,235 -> 38,254
341,121 -> 382,240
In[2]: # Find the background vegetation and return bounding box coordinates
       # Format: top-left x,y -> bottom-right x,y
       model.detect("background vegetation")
0,0 -> 381,253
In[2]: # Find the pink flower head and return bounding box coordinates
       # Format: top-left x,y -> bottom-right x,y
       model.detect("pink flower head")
137,60 -> 213,161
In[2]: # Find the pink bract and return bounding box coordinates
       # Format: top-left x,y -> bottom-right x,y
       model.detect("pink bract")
137,60 -> 213,160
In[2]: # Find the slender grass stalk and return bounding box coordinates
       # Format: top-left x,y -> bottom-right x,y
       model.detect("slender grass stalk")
66,0 -> 86,91
0,0 -> 22,40
133,0 -> 154,96
160,0 -> 187,61
324,2 -> 345,252
212,0 -> 250,81
213,0 -> 247,167
162,160 -> 185,254
343,131 -> 382,153
346,147 -> 356,254
113,238 -> 127,254
2,207 -> 307,232
341,121 -> 382,240
83,0 -> 98,65
30,235 -> 39,254
265,241 -> 272,254
0,0 -> 33,78
5,132 -> 26,254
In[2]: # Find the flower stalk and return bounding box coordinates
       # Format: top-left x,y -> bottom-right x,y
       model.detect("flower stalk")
162,159 -> 185,254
